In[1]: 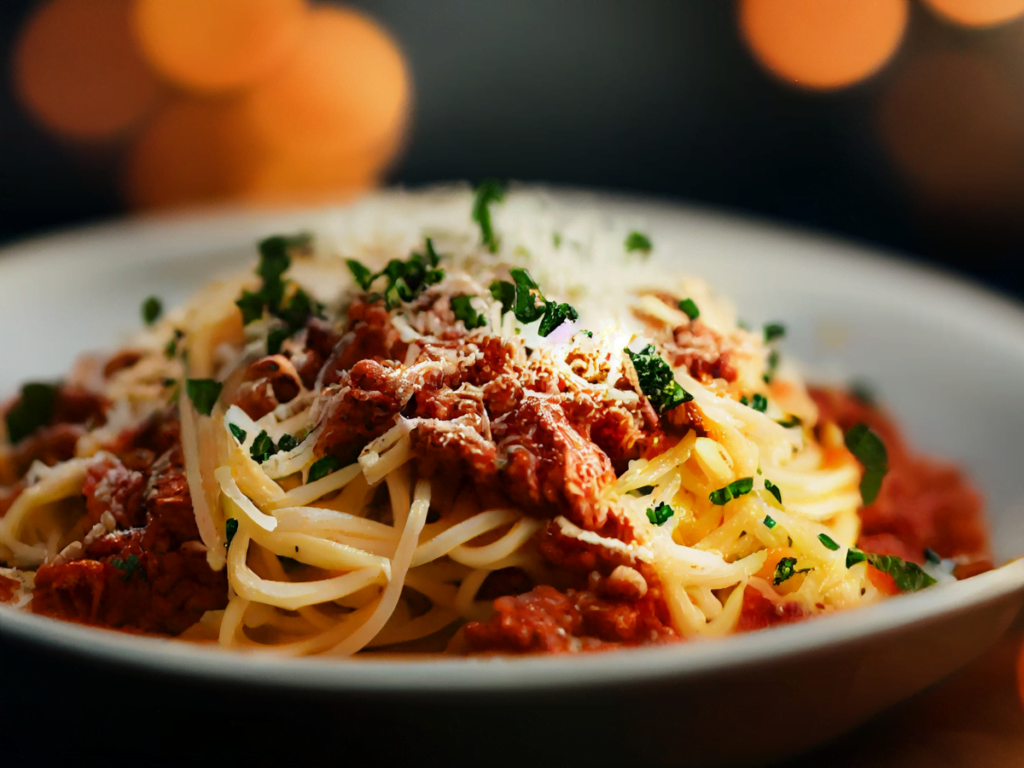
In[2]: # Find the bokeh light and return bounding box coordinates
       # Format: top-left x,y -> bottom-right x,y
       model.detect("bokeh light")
123,97 -> 261,209
738,0 -> 909,90
877,51 -> 1024,211
13,0 -> 163,141
133,0 -> 308,93
241,6 -> 410,165
921,0 -> 1024,28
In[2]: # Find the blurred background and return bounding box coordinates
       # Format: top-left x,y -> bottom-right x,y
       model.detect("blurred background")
1,0 -> 1023,298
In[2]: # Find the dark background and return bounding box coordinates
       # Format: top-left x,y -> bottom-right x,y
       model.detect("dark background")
1,0 -> 1023,296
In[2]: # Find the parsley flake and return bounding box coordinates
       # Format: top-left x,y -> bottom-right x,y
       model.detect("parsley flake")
924,547 -> 941,565
624,231 -> 652,254
763,515 -> 777,529
450,295 -> 487,330
764,323 -> 786,342
308,456 -> 341,483
229,423 -> 247,444
110,553 -> 144,581
625,344 -> 692,414
490,268 -> 580,337
678,298 -> 700,320
773,557 -> 809,586
225,518 -> 238,548
141,296 -> 162,325
250,430 -> 276,463
764,479 -> 782,505
818,533 -> 840,551
646,502 -> 675,526
709,477 -> 755,506
235,233 -> 322,330
777,415 -> 802,428
277,434 -> 299,453
844,423 -> 889,505
5,382 -> 57,444
845,548 -> 936,592
346,239 -> 445,310
750,393 -> 768,413
472,179 -> 506,252
185,379 -> 222,416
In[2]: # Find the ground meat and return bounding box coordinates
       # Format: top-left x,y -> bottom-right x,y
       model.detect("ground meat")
736,586 -> 809,632
464,583 -> 676,653
316,359 -> 408,461
82,455 -> 146,529
810,387 -> 988,562
294,317 -> 343,388
661,321 -> 737,383
492,396 -> 617,531
31,421 -> 227,635
231,355 -> 303,421
10,424 -> 84,477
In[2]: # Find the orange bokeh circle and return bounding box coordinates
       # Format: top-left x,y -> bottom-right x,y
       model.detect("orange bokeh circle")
739,0 -> 909,90
241,5 -> 411,161
921,0 -> 1024,28
14,0 -> 163,141
877,51 -> 1024,209
133,0 -> 308,93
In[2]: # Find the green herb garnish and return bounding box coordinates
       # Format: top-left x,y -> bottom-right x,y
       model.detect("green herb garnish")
773,557 -> 809,586
763,349 -> 780,384
924,547 -> 941,565
777,415 -> 802,428
308,456 -> 341,483
749,393 -> 768,413
450,295 -> 487,330
850,380 -> 876,406
345,239 -> 445,311
185,379 -> 222,416
235,233 -> 322,332
624,231 -> 652,254
845,548 -> 936,592
818,533 -> 840,551
625,344 -> 692,414
229,423 -> 247,444
844,423 -> 889,505
764,323 -> 786,342
250,430 -> 276,463
763,515 -> 777,529
678,298 -> 699,320
490,268 -> 580,337
764,479 -> 782,505
110,553 -> 144,581
165,329 -> 183,358
537,301 -> 579,336
141,296 -> 162,325
472,179 -> 506,252
225,518 -> 238,548
278,434 -> 299,453
4,382 -> 57,444
709,477 -> 755,506
646,502 -> 675,526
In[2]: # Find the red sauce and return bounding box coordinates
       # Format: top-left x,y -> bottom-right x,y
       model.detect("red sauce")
0,573 -> 19,602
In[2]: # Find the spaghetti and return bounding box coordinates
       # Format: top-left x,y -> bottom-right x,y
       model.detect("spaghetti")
0,187 -> 991,655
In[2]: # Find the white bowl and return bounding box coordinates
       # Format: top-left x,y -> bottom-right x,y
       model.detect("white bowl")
2,190 -> 1023,767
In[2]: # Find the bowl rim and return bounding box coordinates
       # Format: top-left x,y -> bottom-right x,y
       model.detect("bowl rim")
2,187 -> 1023,694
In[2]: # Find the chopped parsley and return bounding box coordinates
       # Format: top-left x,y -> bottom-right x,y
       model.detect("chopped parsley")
578,330 -> 594,339
625,344 -> 692,413
646,502 -> 675,526
225,518 -> 238,548
4,382 -> 57,444
489,268 -> 579,337
450,295 -> 487,330
185,378 -> 222,416
763,348 -> 780,384
773,557 -> 809,586
624,231 -> 652,254
277,434 -> 299,453
110,553 -> 144,581
472,179 -> 506,252
345,239 -> 445,310
678,298 -> 700,320
308,456 -> 341,483
764,323 -> 786,342
141,296 -> 162,325
165,329 -> 183,358
777,415 -> 802,428
924,547 -> 941,565
250,430 -> 276,463
749,393 -> 768,413
235,233 -> 322,333
845,548 -> 936,592
709,477 -> 754,506
818,533 -> 840,551
764,479 -> 782,505
763,515 -> 777,529
844,423 -> 889,505
229,423 -> 247,444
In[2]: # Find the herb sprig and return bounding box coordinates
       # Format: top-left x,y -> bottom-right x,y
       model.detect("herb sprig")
846,548 -> 936,592
346,239 -> 445,311
709,477 -> 754,506
489,268 -> 579,337
472,180 -> 506,252
844,423 -> 889,505
646,502 -> 675,526
625,344 -> 692,414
